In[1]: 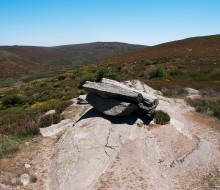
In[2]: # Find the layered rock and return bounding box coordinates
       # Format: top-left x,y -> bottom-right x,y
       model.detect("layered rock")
86,93 -> 138,116
83,78 -> 159,117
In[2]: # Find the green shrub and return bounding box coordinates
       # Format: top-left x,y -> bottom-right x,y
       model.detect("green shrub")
103,72 -> 120,81
169,68 -> 185,77
2,94 -> 22,107
149,68 -> 164,79
57,74 -> 66,81
154,110 -> 170,125
0,137 -> 20,159
78,75 -> 96,89
55,100 -> 72,113
96,68 -> 109,82
96,68 -> 120,81
186,98 -> 220,119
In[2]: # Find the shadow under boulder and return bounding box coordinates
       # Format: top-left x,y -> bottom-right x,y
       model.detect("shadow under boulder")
83,78 -> 159,118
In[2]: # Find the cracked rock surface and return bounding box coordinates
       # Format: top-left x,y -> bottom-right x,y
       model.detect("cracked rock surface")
48,81 -> 220,190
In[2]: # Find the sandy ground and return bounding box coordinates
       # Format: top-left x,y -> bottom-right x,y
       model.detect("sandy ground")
0,136 -> 55,190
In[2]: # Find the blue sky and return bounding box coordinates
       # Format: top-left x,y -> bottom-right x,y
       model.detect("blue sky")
0,0 -> 219,46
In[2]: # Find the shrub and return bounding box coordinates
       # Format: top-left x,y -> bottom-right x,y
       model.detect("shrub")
38,113 -> 63,128
169,68 -> 185,77
186,98 -> 220,119
78,75 -> 96,89
17,120 -> 39,136
2,94 -> 22,107
0,137 -> 20,159
149,68 -> 164,79
96,68 -> 109,82
31,99 -> 58,113
96,68 -> 120,81
57,74 -> 67,81
154,110 -> 170,125
55,100 -> 72,114
103,72 -> 120,81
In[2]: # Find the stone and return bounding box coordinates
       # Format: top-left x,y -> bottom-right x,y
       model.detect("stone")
77,95 -> 88,104
20,174 -> 30,186
11,178 -> 17,185
184,87 -> 199,95
83,79 -> 159,116
86,93 -> 138,116
45,110 -> 56,115
25,164 -> 31,169
0,183 -> 7,189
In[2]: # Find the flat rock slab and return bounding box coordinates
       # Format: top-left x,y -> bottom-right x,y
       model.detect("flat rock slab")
48,96 -> 220,190
83,79 -> 158,116
86,93 -> 138,116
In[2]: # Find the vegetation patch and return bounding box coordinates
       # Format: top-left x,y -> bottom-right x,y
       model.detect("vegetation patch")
154,110 -> 170,125
148,67 -> 164,79
186,98 -> 220,119
202,170 -> 220,189
2,94 -> 22,107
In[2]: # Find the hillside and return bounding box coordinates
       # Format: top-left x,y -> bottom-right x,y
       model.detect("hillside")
0,51 -> 44,78
97,35 -> 220,92
0,42 -> 145,71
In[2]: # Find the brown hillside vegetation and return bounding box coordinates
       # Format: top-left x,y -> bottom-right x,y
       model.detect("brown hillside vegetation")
0,51 -> 44,78
0,42 -> 145,84
106,35 -> 220,62
97,35 -> 220,92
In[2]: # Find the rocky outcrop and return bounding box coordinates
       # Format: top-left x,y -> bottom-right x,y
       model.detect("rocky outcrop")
83,78 -> 159,117
86,93 -> 138,116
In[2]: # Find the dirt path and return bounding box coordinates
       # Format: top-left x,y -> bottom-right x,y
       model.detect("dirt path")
48,96 -> 220,190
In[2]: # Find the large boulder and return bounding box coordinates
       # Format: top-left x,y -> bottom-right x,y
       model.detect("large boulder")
83,79 -> 159,117
86,93 -> 138,116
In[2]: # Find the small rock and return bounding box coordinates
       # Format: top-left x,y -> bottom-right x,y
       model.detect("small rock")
25,164 -> 31,169
20,174 -> 30,186
77,95 -> 88,104
0,183 -> 7,189
45,110 -> 56,115
11,178 -> 17,185
184,87 -> 199,95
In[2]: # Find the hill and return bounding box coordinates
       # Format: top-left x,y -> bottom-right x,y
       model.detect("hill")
0,51 -> 44,78
0,42 -> 145,68
97,34 -> 220,92
0,42 -> 145,86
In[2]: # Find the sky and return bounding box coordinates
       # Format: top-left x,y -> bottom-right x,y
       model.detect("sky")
0,0 -> 220,46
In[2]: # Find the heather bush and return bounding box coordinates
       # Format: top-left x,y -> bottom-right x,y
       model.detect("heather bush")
154,110 -> 170,125
2,94 -> 22,107
149,68 -> 164,79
